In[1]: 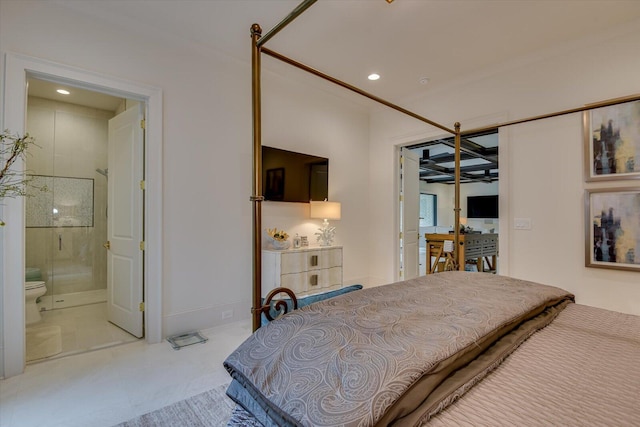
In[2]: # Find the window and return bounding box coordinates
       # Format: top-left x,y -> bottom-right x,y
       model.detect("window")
420,193 -> 437,228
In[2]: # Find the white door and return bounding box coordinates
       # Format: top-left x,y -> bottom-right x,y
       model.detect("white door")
400,148 -> 420,280
107,105 -> 144,337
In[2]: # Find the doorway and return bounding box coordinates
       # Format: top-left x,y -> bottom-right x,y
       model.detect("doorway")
401,129 -> 499,276
24,78 -> 143,362
2,53 -> 163,378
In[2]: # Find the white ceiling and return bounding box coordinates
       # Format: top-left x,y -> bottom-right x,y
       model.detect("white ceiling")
28,78 -> 123,111
53,0 -> 640,106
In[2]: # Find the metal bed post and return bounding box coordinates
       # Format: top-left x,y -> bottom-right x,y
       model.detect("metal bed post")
453,122 -> 462,268
250,23 -> 264,331
250,0 -> 318,332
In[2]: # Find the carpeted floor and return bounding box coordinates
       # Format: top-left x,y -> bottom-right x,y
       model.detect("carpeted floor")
116,383 -> 235,427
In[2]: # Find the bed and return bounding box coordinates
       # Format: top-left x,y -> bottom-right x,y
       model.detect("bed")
232,2 -> 640,425
246,0 -> 638,332
224,271 -> 640,426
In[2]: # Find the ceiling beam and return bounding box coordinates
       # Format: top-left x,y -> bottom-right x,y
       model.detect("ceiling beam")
419,163 -> 494,183
422,147 -> 498,164
421,172 -> 498,184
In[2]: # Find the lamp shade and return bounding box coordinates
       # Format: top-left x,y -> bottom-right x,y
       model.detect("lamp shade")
309,201 -> 341,220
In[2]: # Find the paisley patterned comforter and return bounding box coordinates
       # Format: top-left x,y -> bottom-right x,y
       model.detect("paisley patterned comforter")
224,272 -> 574,427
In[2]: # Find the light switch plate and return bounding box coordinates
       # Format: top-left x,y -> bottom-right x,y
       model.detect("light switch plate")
514,218 -> 532,230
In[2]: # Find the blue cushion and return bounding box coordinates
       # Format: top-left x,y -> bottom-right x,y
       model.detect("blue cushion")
261,284 -> 363,326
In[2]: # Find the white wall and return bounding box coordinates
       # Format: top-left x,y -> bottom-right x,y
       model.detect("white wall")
260,72 -> 370,287
0,0 -> 370,376
369,20 -> 640,314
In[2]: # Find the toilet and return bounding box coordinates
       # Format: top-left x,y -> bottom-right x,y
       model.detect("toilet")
25,280 -> 47,325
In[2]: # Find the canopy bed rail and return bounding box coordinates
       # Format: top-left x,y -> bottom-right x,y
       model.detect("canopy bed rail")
463,93 -> 640,136
249,0 -> 640,331
255,0 -> 317,49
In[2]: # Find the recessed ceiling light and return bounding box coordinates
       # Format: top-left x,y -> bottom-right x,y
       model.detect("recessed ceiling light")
56,89 -> 70,95
368,73 -> 380,81
419,77 -> 430,85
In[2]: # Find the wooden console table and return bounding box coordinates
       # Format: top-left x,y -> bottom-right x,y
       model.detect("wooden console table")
425,233 -> 498,274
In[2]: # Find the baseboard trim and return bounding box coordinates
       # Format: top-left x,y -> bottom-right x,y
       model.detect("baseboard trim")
163,300 -> 251,338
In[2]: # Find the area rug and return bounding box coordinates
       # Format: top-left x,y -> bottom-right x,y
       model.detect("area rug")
116,383 -> 236,427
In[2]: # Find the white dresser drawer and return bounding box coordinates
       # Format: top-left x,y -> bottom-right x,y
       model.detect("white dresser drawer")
280,252 -> 308,274
278,247 -> 342,274
262,246 -> 343,297
280,272 -> 308,294
280,266 -> 343,294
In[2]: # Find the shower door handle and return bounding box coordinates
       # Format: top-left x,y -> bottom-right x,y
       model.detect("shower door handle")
58,234 -> 62,251
103,241 -> 111,250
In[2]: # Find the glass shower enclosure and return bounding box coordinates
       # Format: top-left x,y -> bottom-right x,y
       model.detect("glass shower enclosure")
25,95 -> 110,310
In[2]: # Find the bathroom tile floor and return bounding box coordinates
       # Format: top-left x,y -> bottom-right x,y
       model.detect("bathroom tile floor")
0,319 -> 252,427
26,302 -> 139,362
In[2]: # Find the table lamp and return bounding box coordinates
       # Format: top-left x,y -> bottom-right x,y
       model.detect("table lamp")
310,200 -> 341,246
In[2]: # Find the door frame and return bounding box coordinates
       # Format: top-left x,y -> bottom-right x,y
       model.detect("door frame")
394,117 -> 508,285
1,52 -> 163,377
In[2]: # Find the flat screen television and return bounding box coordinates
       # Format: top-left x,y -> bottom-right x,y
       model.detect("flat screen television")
262,146 -> 328,203
467,195 -> 499,218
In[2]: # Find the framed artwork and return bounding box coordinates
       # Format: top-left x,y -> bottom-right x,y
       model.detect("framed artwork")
583,99 -> 640,181
265,168 -> 285,201
585,187 -> 640,271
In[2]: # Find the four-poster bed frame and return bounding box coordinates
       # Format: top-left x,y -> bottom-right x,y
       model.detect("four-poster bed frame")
225,7 -> 640,424
249,0 -> 640,331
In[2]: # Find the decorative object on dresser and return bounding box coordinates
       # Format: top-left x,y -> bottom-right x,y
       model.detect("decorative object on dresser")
262,245 -> 343,297
310,200 -> 341,246
265,227 -> 290,250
